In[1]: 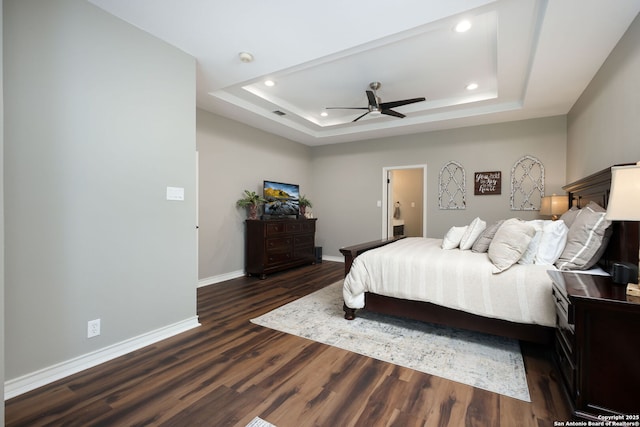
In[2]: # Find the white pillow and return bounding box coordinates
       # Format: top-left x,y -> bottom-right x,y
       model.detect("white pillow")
442,225 -> 468,250
488,218 -> 535,273
459,217 -> 487,250
518,220 -> 545,265
535,220 -> 569,265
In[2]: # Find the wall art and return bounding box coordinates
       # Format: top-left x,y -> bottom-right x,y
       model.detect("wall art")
439,161 -> 466,210
474,171 -> 501,195
510,155 -> 544,210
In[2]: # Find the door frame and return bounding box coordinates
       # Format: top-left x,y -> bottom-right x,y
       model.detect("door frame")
381,164 -> 427,238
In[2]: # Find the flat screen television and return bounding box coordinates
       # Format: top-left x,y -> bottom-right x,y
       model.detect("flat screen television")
263,180 -> 300,217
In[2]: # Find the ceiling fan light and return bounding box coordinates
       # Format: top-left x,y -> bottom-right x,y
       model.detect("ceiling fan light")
238,52 -> 254,63
454,20 -> 472,33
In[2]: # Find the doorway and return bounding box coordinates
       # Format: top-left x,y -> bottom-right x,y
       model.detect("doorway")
382,165 -> 426,238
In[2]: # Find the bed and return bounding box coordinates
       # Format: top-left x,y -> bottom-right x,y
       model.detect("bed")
340,164 -> 639,344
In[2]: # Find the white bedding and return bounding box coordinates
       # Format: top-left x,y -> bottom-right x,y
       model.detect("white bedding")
343,237 -> 556,327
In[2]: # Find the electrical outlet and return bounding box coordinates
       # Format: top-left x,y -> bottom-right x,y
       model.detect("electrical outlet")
87,319 -> 101,338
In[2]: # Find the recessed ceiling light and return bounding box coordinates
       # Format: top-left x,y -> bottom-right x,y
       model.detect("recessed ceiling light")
320,111 -> 328,117
264,80 -> 275,87
466,82 -> 479,91
454,20 -> 472,33
238,52 -> 254,63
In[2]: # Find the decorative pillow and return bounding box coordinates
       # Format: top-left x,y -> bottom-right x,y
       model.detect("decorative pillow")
585,200 -> 606,213
535,220 -> 569,265
471,220 -> 504,253
488,218 -> 535,273
442,226 -> 468,250
559,206 -> 580,228
459,217 -> 487,250
518,220 -> 545,265
555,202 -> 612,270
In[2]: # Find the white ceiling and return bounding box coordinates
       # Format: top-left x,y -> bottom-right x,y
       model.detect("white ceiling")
89,0 -> 640,146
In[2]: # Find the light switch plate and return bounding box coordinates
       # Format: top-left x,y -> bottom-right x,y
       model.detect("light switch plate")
166,186 -> 185,201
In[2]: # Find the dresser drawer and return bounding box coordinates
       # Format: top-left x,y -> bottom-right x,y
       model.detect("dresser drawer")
266,222 -> 287,235
286,222 -> 303,233
553,284 -> 574,357
554,332 -> 576,399
266,251 -> 293,266
266,237 -> 292,252
301,221 -> 316,232
293,234 -> 313,248
553,286 -> 573,325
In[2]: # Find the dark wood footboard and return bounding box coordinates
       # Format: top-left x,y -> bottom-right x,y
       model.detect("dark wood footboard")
339,236 -> 405,276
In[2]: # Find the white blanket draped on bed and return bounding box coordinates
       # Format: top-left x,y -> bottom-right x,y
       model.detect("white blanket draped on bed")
343,237 -> 556,327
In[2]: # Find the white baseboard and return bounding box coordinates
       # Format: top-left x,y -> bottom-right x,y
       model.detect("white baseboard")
197,259 -> 344,288
198,269 -> 245,287
4,316 -> 201,400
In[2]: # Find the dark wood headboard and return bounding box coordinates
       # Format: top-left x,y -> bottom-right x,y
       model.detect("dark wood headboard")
563,164 -> 639,270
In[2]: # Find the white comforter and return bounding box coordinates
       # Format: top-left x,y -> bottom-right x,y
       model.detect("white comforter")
343,237 -> 556,327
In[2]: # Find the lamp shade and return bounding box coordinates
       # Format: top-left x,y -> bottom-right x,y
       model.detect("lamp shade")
605,162 -> 640,221
540,194 -> 567,217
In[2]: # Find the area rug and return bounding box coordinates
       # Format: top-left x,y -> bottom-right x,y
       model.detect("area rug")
251,281 -> 531,402
246,416 -> 276,427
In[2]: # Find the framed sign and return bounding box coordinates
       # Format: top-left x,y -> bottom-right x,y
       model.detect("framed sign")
474,171 -> 501,195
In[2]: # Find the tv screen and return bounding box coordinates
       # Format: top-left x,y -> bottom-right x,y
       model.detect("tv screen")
263,180 -> 300,217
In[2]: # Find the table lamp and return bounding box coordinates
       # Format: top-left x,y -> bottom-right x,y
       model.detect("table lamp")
605,162 -> 640,296
540,194 -> 567,220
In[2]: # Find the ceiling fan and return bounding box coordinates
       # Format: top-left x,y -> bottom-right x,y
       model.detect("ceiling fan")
326,82 -> 426,122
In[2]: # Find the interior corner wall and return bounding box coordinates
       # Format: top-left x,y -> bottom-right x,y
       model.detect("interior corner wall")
196,109 -> 312,284
1,0 -> 6,420
4,0 -> 197,384
311,116 -> 567,257
567,12 -> 640,181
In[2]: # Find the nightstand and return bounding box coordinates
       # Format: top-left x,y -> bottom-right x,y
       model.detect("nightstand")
548,270 -> 640,420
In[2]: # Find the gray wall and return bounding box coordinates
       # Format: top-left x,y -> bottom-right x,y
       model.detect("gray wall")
567,13 -> 640,180
1,0 -> 5,420
4,0 -> 197,381
311,116 -> 567,257
196,110 -> 312,283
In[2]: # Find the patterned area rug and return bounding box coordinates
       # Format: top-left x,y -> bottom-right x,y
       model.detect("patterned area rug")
246,416 -> 276,427
251,281 -> 531,402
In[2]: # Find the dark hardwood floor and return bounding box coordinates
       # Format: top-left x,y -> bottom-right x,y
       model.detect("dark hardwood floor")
5,261 -> 571,426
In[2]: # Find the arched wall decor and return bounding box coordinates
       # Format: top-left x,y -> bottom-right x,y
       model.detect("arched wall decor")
439,161 -> 466,210
510,155 -> 544,210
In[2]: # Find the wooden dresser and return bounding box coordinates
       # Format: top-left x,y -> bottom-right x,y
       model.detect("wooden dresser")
548,270 -> 640,420
245,218 -> 317,279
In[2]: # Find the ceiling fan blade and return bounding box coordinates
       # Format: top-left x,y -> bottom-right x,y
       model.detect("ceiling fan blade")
380,97 -> 426,110
381,109 -> 405,119
352,111 -> 370,122
366,90 -> 378,107
325,107 -> 369,110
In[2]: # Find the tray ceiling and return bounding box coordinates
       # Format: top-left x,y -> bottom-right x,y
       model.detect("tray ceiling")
89,0 -> 640,146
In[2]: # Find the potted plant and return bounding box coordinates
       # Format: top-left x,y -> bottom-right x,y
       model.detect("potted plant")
299,194 -> 313,217
236,190 -> 266,220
